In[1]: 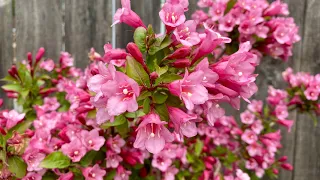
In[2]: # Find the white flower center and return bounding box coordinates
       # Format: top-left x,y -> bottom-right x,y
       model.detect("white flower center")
187,92 -> 192,97
88,140 -> 93,144
123,89 -> 128,95
238,72 -> 243,76
74,151 -> 79,155
150,132 -> 155,137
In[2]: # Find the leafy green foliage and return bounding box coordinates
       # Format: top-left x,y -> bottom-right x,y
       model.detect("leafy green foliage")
134,27 -> 147,53
126,56 -> 151,87
101,115 -> 127,129
152,90 -> 168,104
148,35 -> 172,55
40,151 -> 71,169
154,103 -> 169,121
195,139 -> 204,157
8,156 -> 27,178
143,98 -> 151,114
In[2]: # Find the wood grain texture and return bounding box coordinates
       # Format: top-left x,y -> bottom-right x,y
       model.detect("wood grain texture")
115,0 -> 161,48
185,0 -> 198,19
15,0 -> 63,61
293,0 -> 320,179
0,0 -> 13,108
65,0 -> 113,68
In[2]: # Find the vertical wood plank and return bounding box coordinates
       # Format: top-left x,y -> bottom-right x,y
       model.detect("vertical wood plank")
293,0 -> 320,179
185,0 -> 198,19
0,0 -> 13,109
65,0 -> 113,68
15,0 -> 63,62
115,0 -> 161,48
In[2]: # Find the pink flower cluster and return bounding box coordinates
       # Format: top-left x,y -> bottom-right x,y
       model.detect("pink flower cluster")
192,0 -> 300,61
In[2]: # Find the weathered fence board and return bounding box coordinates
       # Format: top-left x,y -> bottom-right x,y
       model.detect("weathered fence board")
15,0 -> 63,61
0,0 -> 13,109
65,0 -> 113,68
293,0 -> 320,179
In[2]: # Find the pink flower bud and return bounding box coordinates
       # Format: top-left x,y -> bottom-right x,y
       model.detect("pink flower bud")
27,52 -> 33,66
171,58 -> 191,68
25,129 -> 34,138
91,68 -> 99,76
273,169 -> 279,175
150,72 -> 158,80
35,47 -> 45,63
281,163 -> 293,171
278,156 -> 288,162
167,46 -> 191,59
127,42 -> 144,65
0,98 -> 3,107
6,92 -> 18,98
39,88 -> 57,96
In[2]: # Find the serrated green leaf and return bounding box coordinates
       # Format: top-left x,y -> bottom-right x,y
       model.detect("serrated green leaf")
8,156 -> 27,178
101,115 -> 127,129
148,35 -> 172,55
143,98 -> 151,114
166,93 -> 182,107
2,84 -> 22,92
155,64 -> 168,77
17,63 -> 32,89
134,27 -> 147,53
126,56 -> 151,87
152,90 -> 168,104
40,151 -> 71,169
116,120 -> 130,138
1,75 -> 19,82
125,109 -> 146,118
154,73 -> 182,85
137,91 -> 152,101
195,139 -> 204,156
154,103 -> 169,121
104,170 -> 116,180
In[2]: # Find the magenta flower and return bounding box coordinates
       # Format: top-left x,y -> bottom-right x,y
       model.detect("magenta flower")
208,2 -> 225,21
251,120 -> 263,134
115,166 -> 131,180
247,100 -> 263,113
107,135 -> 125,154
82,164 -> 106,180
152,152 -> 172,172
168,107 -> 198,138
277,119 -> 294,132
159,2 -> 186,28
57,172 -> 74,180
61,138 -> 87,162
173,20 -> 200,47
275,105 -> 288,120
22,172 -> 42,180
246,143 -> 262,157
202,100 -> 225,126
106,150 -> 123,168
112,0 -> 146,28
167,0 -> 189,11
241,129 -> 258,144
240,110 -> 255,125
3,110 -> 25,129
101,71 -> 140,117
168,70 -> 208,110
195,58 -> 219,88
60,52 -> 74,68
164,166 -> 179,180
133,113 -> 173,154
264,0 -> 289,16
304,87 -> 319,101
81,129 -> 105,151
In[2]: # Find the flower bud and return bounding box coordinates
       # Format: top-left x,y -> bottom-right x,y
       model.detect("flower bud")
91,68 -> 99,76
167,46 -> 191,59
281,163 -> 293,171
0,98 -> 3,107
6,92 -> 18,99
35,47 -> 45,63
27,52 -> 33,66
127,42 -> 144,65
272,169 -> 279,175
39,88 -> 57,96
171,59 -> 191,68
150,72 -> 158,80
278,156 -> 288,162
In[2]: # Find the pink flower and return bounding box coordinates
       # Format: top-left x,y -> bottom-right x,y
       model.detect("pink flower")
57,172 -> 74,180
107,135 -> 125,153
82,164 -> 106,180
169,70 -> 208,110
241,129 -> 258,144
133,113 -> 173,154
112,0 -> 146,28
202,100 -> 225,126
247,100 -> 263,113
115,166 -> 131,180
191,10 -> 209,23
159,3 -> 186,28
246,143 -> 262,157
218,14 -> 236,32
60,52 -> 74,68
152,152 -> 172,172
195,58 -> 219,88
103,44 -> 127,67
275,105 -> 288,120
101,71 -> 140,117
235,169 -> 250,180
277,119 -> 294,132
264,0 -> 289,16
304,87 -> 319,101
240,110 -> 255,125
61,139 -> 87,162
164,166 -> 179,180
22,149 -> 46,171
22,172 -> 42,180
42,97 -> 60,111
245,158 -> 258,170
40,59 -> 55,71
3,110 -> 25,129
173,20 -> 200,47
255,24 -> 269,38
168,107 -> 198,138
251,120 -> 263,134
208,2 -> 225,21
81,129 -> 105,151
106,151 -> 123,168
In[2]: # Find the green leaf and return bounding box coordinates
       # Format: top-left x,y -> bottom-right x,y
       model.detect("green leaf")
17,63 -> 33,89
101,115 -> 127,129
137,91 -> 152,101
143,98 -> 151,114
146,50 -> 165,72
80,150 -> 98,167
125,109 -> 146,118
104,170 -> 116,180
40,151 -> 71,169
166,93 -> 182,107
154,103 -> 169,121
21,89 -> 30,99
147,24 -> 154,35
1,75 -> 19,82
225,0 -> 237,15
126,56 -> 151,87
155,64 -> 168,77
195,139 -> 204,156
152,90 -> 168,104
2,84 -> 22,92
155,73 -> 182,85
8,156 -> 27,178
134,27 -> 147,53
186,153 -> 194,163
87,109 -> 97,119
115,120 -> 130,137
148,35 -> 172,55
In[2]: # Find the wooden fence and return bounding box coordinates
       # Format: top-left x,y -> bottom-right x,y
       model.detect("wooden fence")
0,0 -> 319,179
